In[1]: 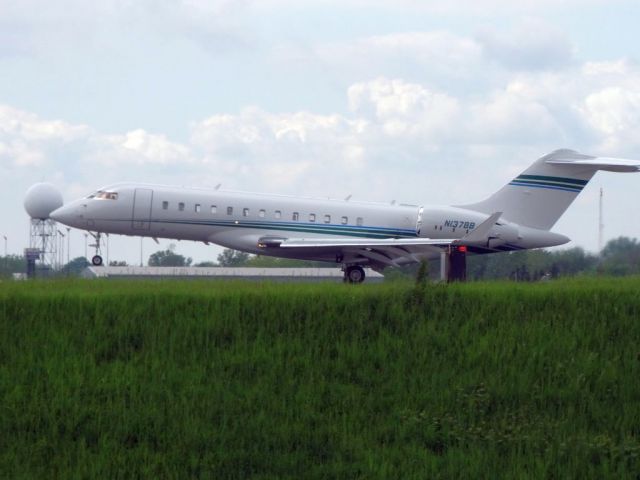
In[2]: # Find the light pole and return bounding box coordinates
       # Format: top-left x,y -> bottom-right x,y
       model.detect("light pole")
3,235 -> 6,275
66,228 -> 70,265
57,230 -> 65,270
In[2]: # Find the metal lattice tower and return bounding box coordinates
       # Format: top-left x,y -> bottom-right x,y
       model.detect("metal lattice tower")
29,218 -> 62,274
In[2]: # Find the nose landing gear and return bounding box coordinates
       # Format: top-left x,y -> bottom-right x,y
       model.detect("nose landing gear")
88,232 -> 104,267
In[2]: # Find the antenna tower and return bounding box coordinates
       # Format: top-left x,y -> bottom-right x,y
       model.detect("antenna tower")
29,218 -> 61,275
598,187 -> 604,252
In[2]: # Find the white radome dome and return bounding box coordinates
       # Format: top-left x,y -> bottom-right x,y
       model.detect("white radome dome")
24,183 -> 64,219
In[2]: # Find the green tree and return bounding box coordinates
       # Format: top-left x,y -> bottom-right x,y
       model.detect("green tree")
216,249 -> 250,267
548,247 -> 597,277
194,261 -> 217,267
0,254 -> 26,278
599,237 -> 640,275
148,245 -> 192,267
63,257 -> 90,276
466,247 -> 597,281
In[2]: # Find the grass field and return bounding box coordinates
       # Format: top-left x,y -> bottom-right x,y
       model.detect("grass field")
1,278 -> 640,478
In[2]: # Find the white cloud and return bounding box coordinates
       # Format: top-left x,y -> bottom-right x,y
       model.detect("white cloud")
476,18 -> 575,70
0,105 -> 195,175
582,87 -> 640,152
315,20 -> 575,83
107,129 -> 192,166
467,86 -> 564,143
347,78 -> 460,140
582,59 -> 634,76
5,61 -> 640,191
0,0 -> 253,57
315,31 -> 484,83
190,107 -> 366,192
259,0 -> 628,14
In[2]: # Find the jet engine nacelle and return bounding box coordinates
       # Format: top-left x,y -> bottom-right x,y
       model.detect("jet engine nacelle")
491,222 -> 520,245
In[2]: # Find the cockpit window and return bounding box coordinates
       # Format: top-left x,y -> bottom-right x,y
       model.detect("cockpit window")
94,191 -> 118,200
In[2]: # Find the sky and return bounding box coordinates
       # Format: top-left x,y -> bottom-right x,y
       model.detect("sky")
2,0 -> 640,265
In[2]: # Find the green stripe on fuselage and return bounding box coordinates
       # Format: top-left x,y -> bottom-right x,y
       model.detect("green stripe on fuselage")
150,218 -> 418,239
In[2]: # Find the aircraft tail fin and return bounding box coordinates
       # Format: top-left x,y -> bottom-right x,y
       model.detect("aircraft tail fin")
459,149 -> 640,230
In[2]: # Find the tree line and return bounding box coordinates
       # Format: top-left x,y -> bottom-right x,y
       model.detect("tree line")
2,237 -> 640,280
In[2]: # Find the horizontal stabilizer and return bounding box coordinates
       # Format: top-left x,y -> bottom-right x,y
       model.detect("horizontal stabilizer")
546,156 -> 640,172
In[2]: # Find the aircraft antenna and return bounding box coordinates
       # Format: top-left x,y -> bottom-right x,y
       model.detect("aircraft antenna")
598,187 -> 604,252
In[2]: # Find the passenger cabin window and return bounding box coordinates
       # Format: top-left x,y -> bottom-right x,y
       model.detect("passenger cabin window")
211,205 -> 217,214
341,216 -> 348,225
259,209 -> 266,218
357,217 -> 363,226
324,214 -> 331,224
243,208 -> 250,217
309,213 -> 316,222
162,201 -> 168,210
227,207 -> 233,215
275,210 -> 282,219
195,204 -> 201,213
292,212 -> 299,221
179,202 -> 185,212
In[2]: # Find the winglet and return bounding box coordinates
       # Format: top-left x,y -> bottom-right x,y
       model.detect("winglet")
456,212 -> 501,245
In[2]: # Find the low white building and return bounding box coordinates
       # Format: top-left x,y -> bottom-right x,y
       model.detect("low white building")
81,266 -> 384,282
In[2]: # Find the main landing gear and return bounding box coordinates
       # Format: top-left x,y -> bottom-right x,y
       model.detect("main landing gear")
88,232 -> 104,267
343,265 -> 366,284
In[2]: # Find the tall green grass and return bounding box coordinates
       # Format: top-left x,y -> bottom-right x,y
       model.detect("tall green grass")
1,278 -> 640,478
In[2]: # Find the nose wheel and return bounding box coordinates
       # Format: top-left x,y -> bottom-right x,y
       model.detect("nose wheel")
88,231 -> 104,267
343,265 -> 366,284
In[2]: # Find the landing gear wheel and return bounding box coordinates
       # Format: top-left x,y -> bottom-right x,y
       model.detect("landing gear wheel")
92,255 -> 103,266
345,265 -> 365,284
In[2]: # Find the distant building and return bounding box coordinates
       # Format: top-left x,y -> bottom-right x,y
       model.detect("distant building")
81,266 -> 385,282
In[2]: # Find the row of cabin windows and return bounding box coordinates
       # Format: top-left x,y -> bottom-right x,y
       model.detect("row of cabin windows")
161,201 -> 364,226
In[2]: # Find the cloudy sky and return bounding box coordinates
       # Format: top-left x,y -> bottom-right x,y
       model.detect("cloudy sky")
3,0 -> 640,265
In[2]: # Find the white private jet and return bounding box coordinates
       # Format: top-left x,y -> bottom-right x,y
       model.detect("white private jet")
42,149 -> 639,282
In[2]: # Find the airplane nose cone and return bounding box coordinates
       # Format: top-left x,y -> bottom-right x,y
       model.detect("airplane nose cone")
50,205 -> 75,225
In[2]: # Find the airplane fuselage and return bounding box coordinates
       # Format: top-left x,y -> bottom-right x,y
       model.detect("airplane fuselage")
50,183 -> 568,267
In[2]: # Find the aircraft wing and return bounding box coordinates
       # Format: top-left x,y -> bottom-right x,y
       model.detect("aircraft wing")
278,237 -> 457,248
276,237 -> 452,268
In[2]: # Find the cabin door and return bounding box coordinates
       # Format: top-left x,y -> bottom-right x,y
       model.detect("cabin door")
132,188 -> 153,230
